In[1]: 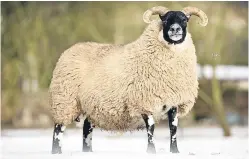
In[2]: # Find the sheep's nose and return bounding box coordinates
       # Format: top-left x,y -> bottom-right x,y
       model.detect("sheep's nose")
169,28 -> 175,32
170,27 -> 181,32
170,24 -> 181,33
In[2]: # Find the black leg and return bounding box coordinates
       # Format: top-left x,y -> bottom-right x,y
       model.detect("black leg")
83,117 -> 93,152
167,107 -> 179,153
142,114 -> 156,154
52,124 -> 66,154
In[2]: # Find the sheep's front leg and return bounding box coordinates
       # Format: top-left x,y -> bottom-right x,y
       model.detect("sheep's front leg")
52,124 -> 66,154
142,114 -> 156,154
168,107 -> 179,153
82,117 -> 93,152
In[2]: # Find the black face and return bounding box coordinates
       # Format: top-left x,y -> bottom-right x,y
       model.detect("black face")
159,11 -> 189,44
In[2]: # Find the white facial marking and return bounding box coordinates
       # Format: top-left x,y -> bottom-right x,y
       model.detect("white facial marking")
172,116 -> 178,126
148,115 -> 154,126
168,23 -> 183,41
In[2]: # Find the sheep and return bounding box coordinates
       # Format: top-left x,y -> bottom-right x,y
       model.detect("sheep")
49,6 -> 208,154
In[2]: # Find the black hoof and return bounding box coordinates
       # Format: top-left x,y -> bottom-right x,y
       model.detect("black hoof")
83,150 -> 93,152
83,147 -> 93,152
52,148 -> 62,154
147,144 -> 156,154
170,147 -> 180,153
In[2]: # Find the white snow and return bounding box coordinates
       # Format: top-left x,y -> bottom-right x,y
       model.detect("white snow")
1,127 -> 248,159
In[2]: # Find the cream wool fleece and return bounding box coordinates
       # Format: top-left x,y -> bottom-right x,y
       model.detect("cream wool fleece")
49,20 -> 198,131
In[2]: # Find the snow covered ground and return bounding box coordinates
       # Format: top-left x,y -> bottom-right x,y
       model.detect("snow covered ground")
1,126 -> 248,159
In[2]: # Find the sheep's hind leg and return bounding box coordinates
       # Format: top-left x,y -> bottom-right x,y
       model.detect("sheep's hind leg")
52,124 -> 66,154
168,107 -> 179,153
142,114 -> 156,154
82,117 -> 94,152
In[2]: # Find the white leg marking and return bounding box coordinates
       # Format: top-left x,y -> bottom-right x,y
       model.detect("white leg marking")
147,115 -> 155,143
172,116 -> 178,126
85,131 -> 92,146
149,135 -> 155,143
148,115 -> 154,126
149,138 -> 154,143
54,132 -> 63,140
172,134 -> 177,141
54,132 -> 63,147
172,134 -> 176,138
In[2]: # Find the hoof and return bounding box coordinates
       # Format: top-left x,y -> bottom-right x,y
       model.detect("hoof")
82,150 -> 93,152
83,150 -> 93,152
51,149 -> 62,154
147,144 -> 156,154
170,147 -> 179,153
82,147 -> 93,152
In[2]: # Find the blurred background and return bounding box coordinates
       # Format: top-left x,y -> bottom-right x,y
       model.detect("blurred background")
1,1 -> 248,136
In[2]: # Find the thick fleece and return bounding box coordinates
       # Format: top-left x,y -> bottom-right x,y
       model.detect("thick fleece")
49,20 -> 198,131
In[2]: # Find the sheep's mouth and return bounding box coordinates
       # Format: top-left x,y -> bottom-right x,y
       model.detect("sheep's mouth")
170,33 -> 182,36
169,34 -> 183,41
175,34 -> 182,36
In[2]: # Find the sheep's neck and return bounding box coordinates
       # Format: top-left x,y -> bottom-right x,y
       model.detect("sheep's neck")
124,22 -> 174,68
123,29 -> 196,82
125,21 -> 176,58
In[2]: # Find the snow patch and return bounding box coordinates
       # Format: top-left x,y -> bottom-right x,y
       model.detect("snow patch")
1,127 -> 248,159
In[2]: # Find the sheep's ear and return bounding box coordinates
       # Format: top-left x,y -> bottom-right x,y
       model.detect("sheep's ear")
159,14 -> 164,21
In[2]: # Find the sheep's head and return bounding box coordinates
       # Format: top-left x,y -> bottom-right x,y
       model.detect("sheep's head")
143,6 -> 208,45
